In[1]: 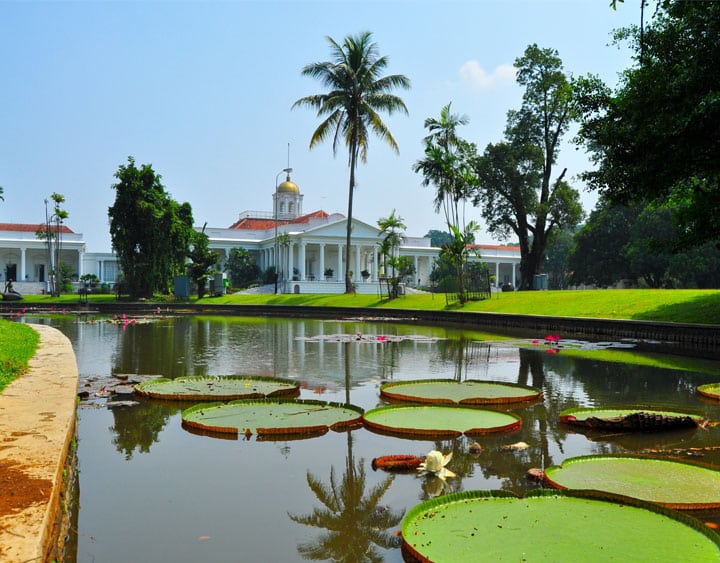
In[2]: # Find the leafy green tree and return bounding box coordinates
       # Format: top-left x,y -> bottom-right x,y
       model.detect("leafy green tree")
108,156 -> 195,298
544,229 -> 575,290
622,204 -> 676,288
473,44 -> 584,289
425,229 -> 453,248
377,209 -> 406,277
413,103 -> 477,231
293,31 -> 410,293
36,193 -> 69,296
0,185 -> 4,202
568,199 -> 640,287
225,247 -> 261,288
187,225 -> 219,298
576,1 -> 720,245
441,221 -> 480,302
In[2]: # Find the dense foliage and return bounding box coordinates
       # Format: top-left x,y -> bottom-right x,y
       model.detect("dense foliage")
576,0 -> 720,245
569,198 -> 720,289
108,157 -> 195,299
225,248 -> 261,288
187,225 -> 219,298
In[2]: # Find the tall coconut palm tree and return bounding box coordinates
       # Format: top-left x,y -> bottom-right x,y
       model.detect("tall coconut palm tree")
293,31 -> 410,293
413,102 -> 475,232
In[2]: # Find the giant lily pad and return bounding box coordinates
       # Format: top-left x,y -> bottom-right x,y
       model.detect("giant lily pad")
543,455 -> 720,510
380,379 -> 542,405
181,399 -> 363,437
134,375 -> 300,401
559,407 -> 704,432
698,383 -> 720,401
362,404 -> 521,439
401,489 -> 720,563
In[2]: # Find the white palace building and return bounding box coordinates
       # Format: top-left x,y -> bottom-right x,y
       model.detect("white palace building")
0,173 -> 521,295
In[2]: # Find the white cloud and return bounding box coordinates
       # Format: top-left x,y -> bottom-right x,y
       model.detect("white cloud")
459,61 -> 516,90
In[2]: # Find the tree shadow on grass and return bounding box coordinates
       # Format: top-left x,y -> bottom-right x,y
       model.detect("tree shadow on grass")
631,293 -> 720,325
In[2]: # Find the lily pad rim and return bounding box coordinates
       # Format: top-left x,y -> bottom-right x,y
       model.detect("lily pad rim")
401,488 -> 720,563
134,375 -> 301,401
543,454 -> 720,510
181,397 -> 364,437
380,378 -> 543,405
362,404 -> 522,438
697,383 -> 720,400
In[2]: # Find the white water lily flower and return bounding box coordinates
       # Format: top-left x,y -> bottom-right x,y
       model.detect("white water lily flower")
417,450 -> 456,481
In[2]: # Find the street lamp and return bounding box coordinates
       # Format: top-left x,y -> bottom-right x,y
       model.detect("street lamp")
274,167 -> 292,294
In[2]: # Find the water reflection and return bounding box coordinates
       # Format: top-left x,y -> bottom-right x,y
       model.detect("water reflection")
28,315 -> 720,562
108,401 -> 175,460
289,433 -> 403,562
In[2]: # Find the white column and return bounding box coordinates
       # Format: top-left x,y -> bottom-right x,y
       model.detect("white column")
372,247 -> 378,282
512,262 -> 516,287
77,247 -> 84,278
20,247 -> 26,280
319,243 -> 325,279
495,262 -> 500,287
337,243 -> 343,281
354,244 -> 361,282
413,256 -> 418,285
299,242 -> 306,281
288,242 -> 294,279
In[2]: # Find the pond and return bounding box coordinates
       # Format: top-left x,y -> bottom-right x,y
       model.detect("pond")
32,315 -> 720,562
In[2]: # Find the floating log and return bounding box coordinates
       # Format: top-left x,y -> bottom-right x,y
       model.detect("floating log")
371,455 -> 424,472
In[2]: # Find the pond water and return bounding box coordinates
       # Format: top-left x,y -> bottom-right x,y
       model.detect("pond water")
32,315 -> 720,562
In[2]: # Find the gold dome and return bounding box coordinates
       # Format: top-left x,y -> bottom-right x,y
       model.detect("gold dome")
277,180 -> 299,194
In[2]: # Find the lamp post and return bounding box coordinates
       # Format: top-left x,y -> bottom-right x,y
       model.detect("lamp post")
274,167 -> 292,294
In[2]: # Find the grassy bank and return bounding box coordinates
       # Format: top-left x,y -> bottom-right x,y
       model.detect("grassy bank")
195,289 -> 720,324
0,320 -> 40,393
8,289 -> 720,325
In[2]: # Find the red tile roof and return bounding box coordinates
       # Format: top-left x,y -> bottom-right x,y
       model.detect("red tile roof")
229,210 -> 330,230
0,222 -> 75,234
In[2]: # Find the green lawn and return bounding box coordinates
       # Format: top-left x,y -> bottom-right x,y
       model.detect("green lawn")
0,320 -> 40,393
196,289 -> 720,324
14,288 -> 720,325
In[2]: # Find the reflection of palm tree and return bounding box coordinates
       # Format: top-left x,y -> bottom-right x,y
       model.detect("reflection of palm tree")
293,340 -> 403,561
288,455 -> 403,562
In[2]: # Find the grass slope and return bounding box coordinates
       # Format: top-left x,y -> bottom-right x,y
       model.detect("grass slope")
12,289 -> 720,325
0,320 -> 40,393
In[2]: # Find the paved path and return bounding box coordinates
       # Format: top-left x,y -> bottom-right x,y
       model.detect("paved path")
0,324 -> 78,562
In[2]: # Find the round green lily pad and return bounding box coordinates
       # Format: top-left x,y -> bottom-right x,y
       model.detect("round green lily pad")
544,455 -> 720,510
134,375 -> 300,401
698,383 -> 720,401
380,379 -> 542,405
401,489 -> 720,563
362,404 -> 521,439
181,399 -> 363,437
559,407 -> 704,432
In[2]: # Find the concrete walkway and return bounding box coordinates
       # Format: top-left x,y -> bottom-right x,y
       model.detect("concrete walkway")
0,324 -> 79,562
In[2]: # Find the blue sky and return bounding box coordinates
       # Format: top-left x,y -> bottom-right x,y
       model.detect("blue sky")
0,0 -> 639,252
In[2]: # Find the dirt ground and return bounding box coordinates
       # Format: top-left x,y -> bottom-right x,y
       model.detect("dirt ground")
0,324 -> 79,562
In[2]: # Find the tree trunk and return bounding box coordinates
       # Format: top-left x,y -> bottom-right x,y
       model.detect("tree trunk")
345,142 -> 357,294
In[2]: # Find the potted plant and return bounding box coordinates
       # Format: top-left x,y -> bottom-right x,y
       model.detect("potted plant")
324,268 -> 334,280
361,269 -> 370,281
